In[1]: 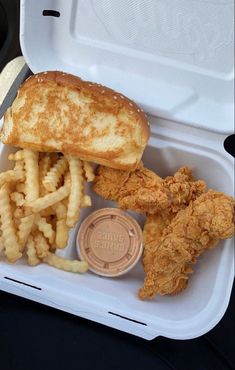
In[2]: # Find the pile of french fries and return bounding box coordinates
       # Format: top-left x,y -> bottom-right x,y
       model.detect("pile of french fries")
0,149 -> 95,273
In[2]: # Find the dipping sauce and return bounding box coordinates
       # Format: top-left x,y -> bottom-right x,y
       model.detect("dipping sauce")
76,208 -> 143,277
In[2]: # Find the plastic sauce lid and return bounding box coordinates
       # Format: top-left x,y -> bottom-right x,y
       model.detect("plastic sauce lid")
76,208 -> 143,277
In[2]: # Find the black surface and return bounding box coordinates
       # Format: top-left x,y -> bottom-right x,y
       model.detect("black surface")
0,283 -> 234,370
224,134 -> 235,158
0,0 -> 22,72
0,1 -> 234,369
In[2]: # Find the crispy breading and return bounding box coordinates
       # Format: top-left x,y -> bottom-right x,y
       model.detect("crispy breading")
94,164 -> 207,276
94,165 -> 206,216
143,167 -> 207,272
163,166 -> 206,215
94,163 -> 169,214
139,190 -> 235,299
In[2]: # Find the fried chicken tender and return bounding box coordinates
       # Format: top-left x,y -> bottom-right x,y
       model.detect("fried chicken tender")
139,190 -> 235,299
93,164 -> 206,215
163,166 -> 206,215
93,163 -> 169,214
143,167 -> 206,272
94,163 -> 207,280
143,214 -> 171,273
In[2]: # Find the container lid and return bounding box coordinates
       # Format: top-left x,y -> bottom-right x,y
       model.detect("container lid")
77,208 -> 143,277
20,0 -> 234,133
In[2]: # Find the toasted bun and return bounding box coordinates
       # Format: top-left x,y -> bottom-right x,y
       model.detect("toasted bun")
1,71 -> 150,170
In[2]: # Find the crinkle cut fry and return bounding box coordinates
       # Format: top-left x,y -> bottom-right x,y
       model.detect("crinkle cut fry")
27,180 -> 70,212
23,149 -> 39,202
35,215 -> 55,244
8,150 -> 24,161
66,156 -> 83,227
16,150 -> 39,251
81,195 -> 91,207
39,155 -> 51,196
18,214 -> 35,252
0,184 -> 22,262
14,160 -> 24,171
0,169 -> 25,187
0,149 -> 92,275
34,232 -> 50,259
43,252 -> 88,273
82,161 -> 95,182
43,156 -> 68,192
55,219 -> 69,248
26,235 -> 40,266
52,202 -> 67,220
10,192 -> 25,207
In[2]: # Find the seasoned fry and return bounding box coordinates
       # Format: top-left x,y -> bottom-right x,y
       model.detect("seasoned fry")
66,156 -> 83,227
26,235 -> 40,266
82,161 -> 95,182
24,149 -> 39,202
43,252 -> 88,273
27,182 -> 70,212
18,214 -> 35,251
43,156 -> 68,192
0,184 -> 22,262
10,192 -> 25,207
35,215 -> 55,244
55,219 -> 69,248
34,232 -> 50,258
0,169 -> 25,187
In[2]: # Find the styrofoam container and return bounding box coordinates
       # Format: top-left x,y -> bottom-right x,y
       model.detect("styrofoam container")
0,0 -> 234,340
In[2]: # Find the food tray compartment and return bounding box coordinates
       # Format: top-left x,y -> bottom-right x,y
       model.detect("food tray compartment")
0,117 -> 234,340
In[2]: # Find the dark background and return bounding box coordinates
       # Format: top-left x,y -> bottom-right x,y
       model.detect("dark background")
0,1 -> 234,369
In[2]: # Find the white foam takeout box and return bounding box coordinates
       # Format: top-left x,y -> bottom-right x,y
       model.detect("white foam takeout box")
0,0 -> 234,340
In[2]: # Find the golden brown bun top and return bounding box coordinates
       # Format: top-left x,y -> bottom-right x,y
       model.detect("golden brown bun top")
2,71 -> 150,170
22,71 -> 150,140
